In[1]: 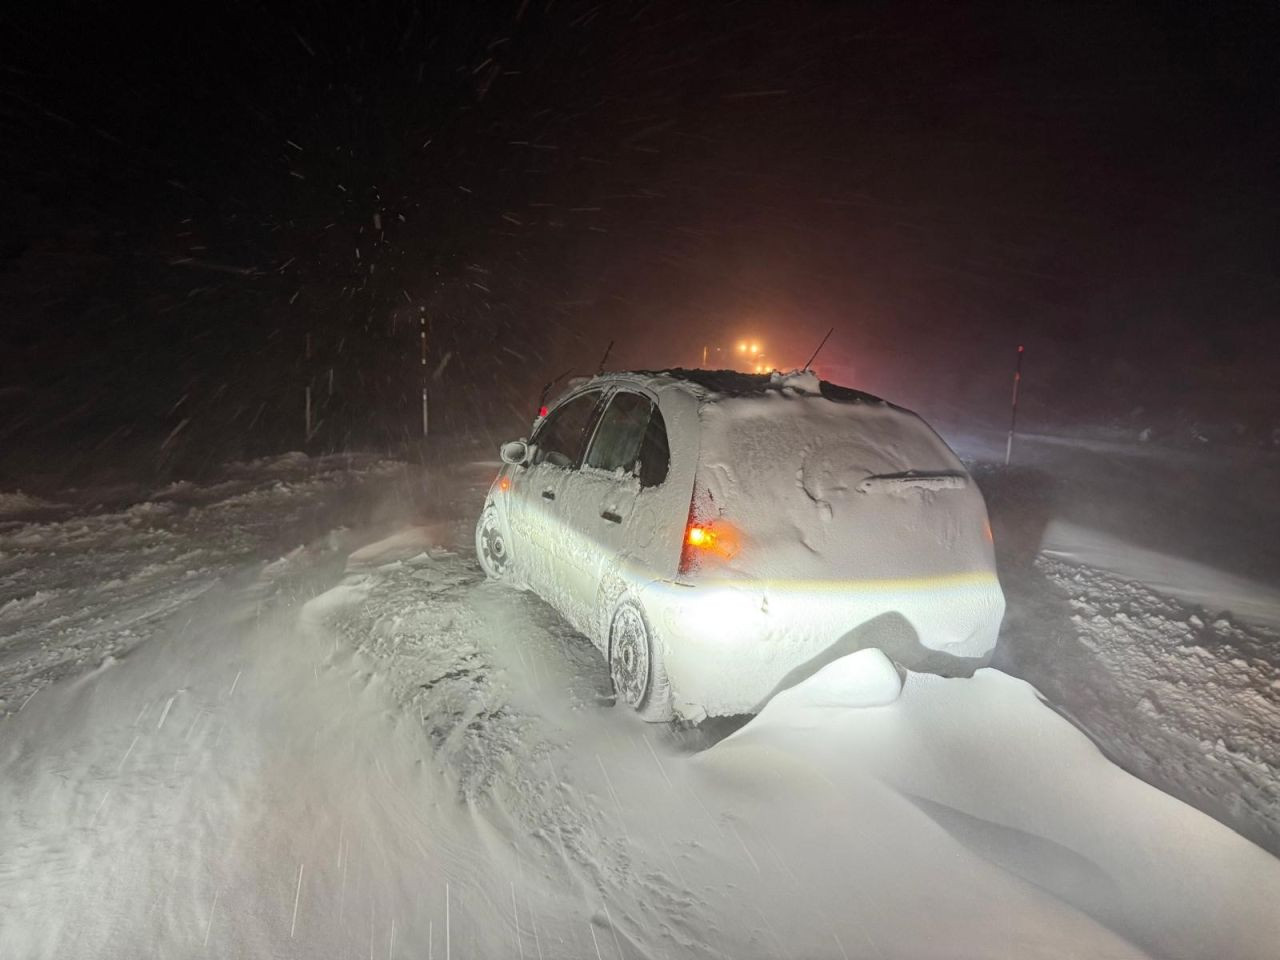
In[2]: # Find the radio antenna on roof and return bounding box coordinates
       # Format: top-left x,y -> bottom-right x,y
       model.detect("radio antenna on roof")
803,327 -> 834,371
596,339 -> 615,374
537,368 -> 573,412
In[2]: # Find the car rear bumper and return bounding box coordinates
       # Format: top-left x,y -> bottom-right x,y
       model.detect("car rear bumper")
635,572 -> 1005,719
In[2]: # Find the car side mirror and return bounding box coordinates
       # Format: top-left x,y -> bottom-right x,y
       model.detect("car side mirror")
500,439 -> 531,466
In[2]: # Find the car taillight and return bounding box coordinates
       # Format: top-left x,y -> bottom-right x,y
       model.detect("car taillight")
679,486 -> 735,575
679,527 -> 708,576
686,525 -> 714,548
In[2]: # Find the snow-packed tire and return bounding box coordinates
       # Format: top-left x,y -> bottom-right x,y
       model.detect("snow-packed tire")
475,504 -> 511,581
608,599 -> 673,722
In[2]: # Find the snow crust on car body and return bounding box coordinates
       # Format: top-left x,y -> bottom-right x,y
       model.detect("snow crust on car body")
486,369 -> 1004,719
642,372 -> 1003,717
496,375 -> 698,653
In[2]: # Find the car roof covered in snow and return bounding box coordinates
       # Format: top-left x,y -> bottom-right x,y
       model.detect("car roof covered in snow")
584,368 -> 898,410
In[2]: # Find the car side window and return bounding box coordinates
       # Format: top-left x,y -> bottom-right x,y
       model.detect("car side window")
638,405 -> 670,488
531,391 -> 602,467
584,391 -> 652,476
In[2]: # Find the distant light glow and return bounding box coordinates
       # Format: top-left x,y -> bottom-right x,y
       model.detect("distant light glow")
499,475 -> 511,492
737,341 -> 747,353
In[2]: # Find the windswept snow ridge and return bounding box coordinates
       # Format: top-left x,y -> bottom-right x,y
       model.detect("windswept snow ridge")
970,439 -> 1280,856
1025,556 -> 1280,854
0,491 -> 68,517
0,453 -> 406,715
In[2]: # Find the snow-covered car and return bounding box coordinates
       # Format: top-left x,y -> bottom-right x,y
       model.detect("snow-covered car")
476,369 -> 1005,721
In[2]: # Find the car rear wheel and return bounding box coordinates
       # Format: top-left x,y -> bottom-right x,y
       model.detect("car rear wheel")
609,600 -> 672,722
475,505 -> 511,580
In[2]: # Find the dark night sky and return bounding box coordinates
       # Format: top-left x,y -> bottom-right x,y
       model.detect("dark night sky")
2,1 -> 1278,483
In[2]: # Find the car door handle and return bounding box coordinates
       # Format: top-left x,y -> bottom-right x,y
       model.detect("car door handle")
541,490 -> 556,500
601,510 -> 622,524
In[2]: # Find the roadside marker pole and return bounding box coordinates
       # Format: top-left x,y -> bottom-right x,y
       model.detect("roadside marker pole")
304,332 -> 313,443
420,309 -> 429,439
1004,344 -> 1024,466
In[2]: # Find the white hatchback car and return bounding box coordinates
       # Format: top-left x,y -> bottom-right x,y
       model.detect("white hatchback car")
476,369 -> 1004,721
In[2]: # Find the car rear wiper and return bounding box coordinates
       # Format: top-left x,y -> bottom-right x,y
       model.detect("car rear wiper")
856,472 -> 968,494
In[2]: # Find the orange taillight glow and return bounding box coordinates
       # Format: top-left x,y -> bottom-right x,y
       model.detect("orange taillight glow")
680,519 -> 739,577
679,487 -> 737,576
686,525 -> 714,547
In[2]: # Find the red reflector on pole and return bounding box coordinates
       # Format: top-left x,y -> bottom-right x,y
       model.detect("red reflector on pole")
1005,344 -> 1025,466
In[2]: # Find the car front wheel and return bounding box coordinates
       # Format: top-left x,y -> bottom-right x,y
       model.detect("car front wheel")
475,504 -> 511,581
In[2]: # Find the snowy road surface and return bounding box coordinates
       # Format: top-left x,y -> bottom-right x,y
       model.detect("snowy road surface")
2,447 -> 1279,958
